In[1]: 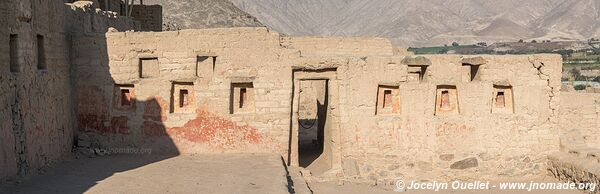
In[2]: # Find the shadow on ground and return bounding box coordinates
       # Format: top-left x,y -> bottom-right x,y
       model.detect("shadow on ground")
0,154 -> 290,194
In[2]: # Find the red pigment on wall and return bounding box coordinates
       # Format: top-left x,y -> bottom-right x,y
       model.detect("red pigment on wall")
77,86 -> 129,134
77,89 -> 279,151
143,110 -> 264,149
435,123 -> 473,137
110,116 -> 130,134
77,85 -> 108,132
77,85 -> 108,116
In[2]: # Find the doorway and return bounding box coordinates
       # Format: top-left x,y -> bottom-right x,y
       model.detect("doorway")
298,80 -> 328,169
289,69 -> 339,175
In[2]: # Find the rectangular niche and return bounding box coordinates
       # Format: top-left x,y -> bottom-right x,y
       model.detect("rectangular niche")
139,58 -> 159,78
196,56 -> 217,77
171,82 -> 195,113
435,85 -> 459,115
492,85 -> 514,114
37,35 -> 46,70
407,65 -> 427,82
113,84 -> 135,111
10,34 -> 19,73
230,82 -> 255,114
462,63 -> 481,82
375,85 -> 400,115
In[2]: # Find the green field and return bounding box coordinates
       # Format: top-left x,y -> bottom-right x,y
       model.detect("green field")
410,46 -> 600,69
407,45 -> 479,54
564,55 -> 600,69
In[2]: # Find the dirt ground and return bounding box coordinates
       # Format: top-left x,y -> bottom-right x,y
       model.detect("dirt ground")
0,154 -> 587,194
0,154 -> 289,194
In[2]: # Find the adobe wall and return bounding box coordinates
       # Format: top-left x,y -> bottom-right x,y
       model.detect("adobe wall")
559,92 -> 600,148
0,0 -> 137,181
280,36 -> 394,57
73,28 -> 293,155
96,0 -> 124,15
552,92 -> 600,194
72,27 -> 563,183
338,54 -> 562,185
66,1 -> 139,33
131,4 -> 162,31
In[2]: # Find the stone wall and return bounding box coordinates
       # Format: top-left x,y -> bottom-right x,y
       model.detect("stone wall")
71,27 -> 563,184
0,0 -> 137,181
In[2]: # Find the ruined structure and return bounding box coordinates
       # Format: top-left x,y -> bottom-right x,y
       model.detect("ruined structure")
2,0 -> 600,191
69,27 -> 565,185
0,0 -> 138,181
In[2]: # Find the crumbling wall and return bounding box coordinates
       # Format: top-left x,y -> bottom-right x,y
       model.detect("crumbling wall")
131,4 -> 162,31
0,0 -> 75,181
65,1 -> 139,33
559,92 -> 600,148
336,54 -> 562,185
106,0 -> 124,14
280,36 -> 394,57
548,152 -> 600,194
0,0 -> 137,181
71,27 -> 563,184
0,0 -> 569,186
0,0 -> 18,179
72,28 -> 294,155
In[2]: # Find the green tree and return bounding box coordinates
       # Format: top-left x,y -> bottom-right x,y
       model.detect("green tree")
438,48 -> 449,54
574,85 -> 587,90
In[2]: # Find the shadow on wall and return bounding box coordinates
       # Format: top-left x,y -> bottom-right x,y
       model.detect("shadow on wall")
296,79 -> 329,172
72,33 -> 179,190
0,34 -> 178,193
298,100 -> 327,168
130,4 -> 163,32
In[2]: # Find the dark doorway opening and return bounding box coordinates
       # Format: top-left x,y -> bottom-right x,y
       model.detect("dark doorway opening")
297,80 -> 328,169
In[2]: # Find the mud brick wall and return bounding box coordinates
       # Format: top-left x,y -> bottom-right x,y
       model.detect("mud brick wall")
0,0 -> 75,181
71,27 -> 563,184
0,0 -> 570,186
337,54 -> 562,185
131,4 -> 162,31
559,92 -> 600,148
0,0 -> 138,181
280,36 -> 394,57
94,0 -> 125,15
72,28 -> 294,155
65,1 -> 139,33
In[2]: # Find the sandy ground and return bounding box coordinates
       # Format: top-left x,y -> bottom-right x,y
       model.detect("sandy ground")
0,154 -> 289,194
0,154 -> 588,194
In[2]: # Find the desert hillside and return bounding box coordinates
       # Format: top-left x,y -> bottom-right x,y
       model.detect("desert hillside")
143,0 -> 264,30
230,0 -> 600,46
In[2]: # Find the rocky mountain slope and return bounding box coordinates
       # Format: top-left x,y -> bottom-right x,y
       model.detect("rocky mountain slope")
143,0 -> 263,30
230,0 -> 600,46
